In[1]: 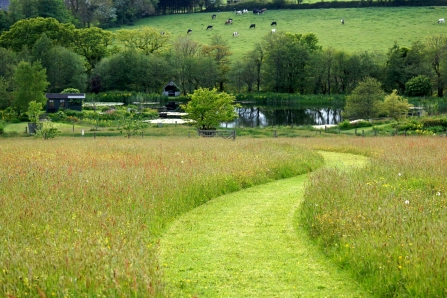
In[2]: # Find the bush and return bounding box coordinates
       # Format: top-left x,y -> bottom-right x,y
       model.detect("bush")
0,123 -> 3,134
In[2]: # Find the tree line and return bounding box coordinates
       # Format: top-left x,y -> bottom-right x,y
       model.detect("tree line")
0,16 -> 444,115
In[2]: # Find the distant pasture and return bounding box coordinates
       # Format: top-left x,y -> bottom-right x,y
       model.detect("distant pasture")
112,6 -> 447,60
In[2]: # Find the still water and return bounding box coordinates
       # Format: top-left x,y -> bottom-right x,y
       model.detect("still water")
223,104 -> 343,128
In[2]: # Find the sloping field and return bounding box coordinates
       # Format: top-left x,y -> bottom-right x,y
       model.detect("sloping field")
115,6 -> 447,59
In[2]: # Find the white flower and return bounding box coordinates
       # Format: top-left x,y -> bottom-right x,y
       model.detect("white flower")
404,200 -> 410,205
398,173 -> 402,177
436,192 -> 441,196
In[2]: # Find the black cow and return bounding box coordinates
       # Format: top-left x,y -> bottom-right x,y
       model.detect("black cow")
206,25 -> 213,30
253,9 -> 260,14
271,21 -> 277,26
187,29 -> 192,34
212,14 -> 216,19
249,24 -> 256,29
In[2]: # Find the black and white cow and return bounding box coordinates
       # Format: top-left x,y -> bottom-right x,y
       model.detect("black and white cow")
341,19 -> 345,24
187,29 -> 192,34
206,25 -> 213,30
438,18 -> 445,23
212,14 -> 216,19
233,32 -> 238,37
271,21 -> 277,26
249,24 -> 256,29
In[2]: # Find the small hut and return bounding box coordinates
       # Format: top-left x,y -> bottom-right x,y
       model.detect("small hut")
45,93 -> 85,113
162,81 -> 181,97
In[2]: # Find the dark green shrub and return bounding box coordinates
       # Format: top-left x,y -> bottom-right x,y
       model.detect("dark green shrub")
0,123 -> 3,134
338,120 -> 351,130
421,118 -> 447,128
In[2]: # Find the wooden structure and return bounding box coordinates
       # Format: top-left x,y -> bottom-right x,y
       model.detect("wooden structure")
162,81 -> 181,97
45,93 -> 85,113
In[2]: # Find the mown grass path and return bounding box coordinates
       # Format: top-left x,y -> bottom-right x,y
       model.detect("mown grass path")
159,152 -> 370,297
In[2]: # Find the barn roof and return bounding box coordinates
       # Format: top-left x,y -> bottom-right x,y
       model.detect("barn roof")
163,81 -> 180,91
45,93 -> 86,99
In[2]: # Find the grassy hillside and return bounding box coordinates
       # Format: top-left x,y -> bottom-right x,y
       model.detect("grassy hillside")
112,6 -> 447,60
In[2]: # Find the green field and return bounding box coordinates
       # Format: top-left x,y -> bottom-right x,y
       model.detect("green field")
115,6 -> 447,60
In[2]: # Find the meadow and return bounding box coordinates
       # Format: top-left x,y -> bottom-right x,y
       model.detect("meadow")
299,136 -> 447,296
118,6 -> 447,60
0,137 -> 323,296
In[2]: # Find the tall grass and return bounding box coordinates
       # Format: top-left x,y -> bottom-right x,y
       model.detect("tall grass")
0,137 -> 323,296
300,137 -> 447,296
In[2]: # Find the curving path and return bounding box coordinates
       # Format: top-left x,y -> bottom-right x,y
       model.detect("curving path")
158,152 -> 371,297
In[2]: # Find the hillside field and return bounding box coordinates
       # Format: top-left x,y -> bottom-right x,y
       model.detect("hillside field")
112,6 -> 447,60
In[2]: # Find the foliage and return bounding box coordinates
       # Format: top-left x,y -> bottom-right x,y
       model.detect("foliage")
34,120 -> 61,138
61,88 -> 81,94
405,75 -> 432,97
382,89 -> 412,120
0,17 -> 74,51
343,77 -> 385,119
181,87 -> 240,130
26,100 -> 43,123
11,60 -> 49,115
118,112 -> 148,137
115,27 -> 172,55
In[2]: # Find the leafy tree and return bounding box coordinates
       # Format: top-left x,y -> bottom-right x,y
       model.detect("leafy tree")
71,27 -> 115,72
65,0 -> 115,27
11,60 -> 49,115
405,75 -> 432,97
0,47 -> 19,78
119,112 -> 147,138
115,27 -> 171,55
344,77 -> 385,120
61,88 -> 81,93
424,35 -> 447,97
0,10 -> 13,33
26,100 -> 43,123
202,35 -> 232,91
0,17 -> 74,51
45,46 -> 87,93
0,77 -> 12,110
36,0 -> 71,22
382,90 -> 412,120
263,32 -> 311,93
181,87 -> 240,130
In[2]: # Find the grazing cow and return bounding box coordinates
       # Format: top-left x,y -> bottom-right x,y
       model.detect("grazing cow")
253,9 -> 260,14
212,14 -> 216,19
242,9 -> 248,13
233,31 -> 238,37
160,31 -> 165,35
341,19 -> 344,24
261,8 -> 267,13
225,19 -> 232,25
206,25 -> 213,30
249,23 -> 256,29
236,10 -> 242,15
187,29 -> 192,34
271,29 -> 276,33
271,21 -> 277,26
439,18 -> 445,23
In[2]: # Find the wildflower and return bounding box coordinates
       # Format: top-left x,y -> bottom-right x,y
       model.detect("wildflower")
436,191 -> 441,196
404,200 -> 410,205
398,173 -> 402,177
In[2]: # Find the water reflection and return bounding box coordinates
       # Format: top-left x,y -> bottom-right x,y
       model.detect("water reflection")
223,104 -> 343,128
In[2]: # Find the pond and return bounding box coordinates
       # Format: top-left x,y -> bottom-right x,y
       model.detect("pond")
223,104 -> 343,128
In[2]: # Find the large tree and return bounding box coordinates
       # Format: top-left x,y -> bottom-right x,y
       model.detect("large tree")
424,35 -> 447,97
0,17 -> 74,51
115,27 -> 171,55
181,87 -> 240,130
11,60 -> 49,115
343,77 -> 385,120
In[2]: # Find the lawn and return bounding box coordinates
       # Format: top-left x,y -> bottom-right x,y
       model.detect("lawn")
114,6 -> 447,60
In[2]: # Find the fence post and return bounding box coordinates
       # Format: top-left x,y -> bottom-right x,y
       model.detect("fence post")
25,126 -> 28,134
72,124 -> 74,132
141,132 -> 144,138
404,130 -> 407,137
44,133 -> 47,140
188,132 -> 190,138
374,129 -> 377,136
362,130 -> 364,137
274,130 -> 277,138
324,125 -> 327,132
355,128 -> 357,136
233,130 -> 236,141
94,132 -> 96,139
